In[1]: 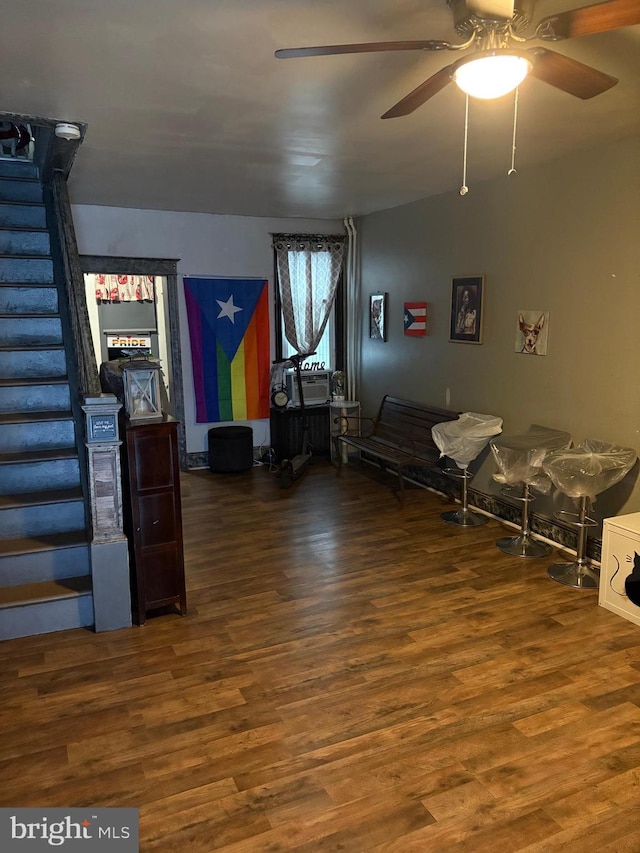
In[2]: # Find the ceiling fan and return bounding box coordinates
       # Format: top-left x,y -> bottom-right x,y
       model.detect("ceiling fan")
275,0 -> 640,118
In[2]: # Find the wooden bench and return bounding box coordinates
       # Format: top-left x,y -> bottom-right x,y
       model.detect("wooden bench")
333,395 -> 460,505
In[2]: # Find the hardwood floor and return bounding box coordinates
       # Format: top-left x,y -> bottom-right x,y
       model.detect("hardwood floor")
2,459 -> 640,851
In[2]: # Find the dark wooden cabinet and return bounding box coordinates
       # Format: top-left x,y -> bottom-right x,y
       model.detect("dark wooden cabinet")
121,415 -> 187,625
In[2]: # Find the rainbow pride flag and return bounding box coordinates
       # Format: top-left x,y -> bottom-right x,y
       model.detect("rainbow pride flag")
184,277 -> 270,423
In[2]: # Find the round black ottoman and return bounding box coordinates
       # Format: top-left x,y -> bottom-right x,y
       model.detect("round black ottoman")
208,426 -> 253,473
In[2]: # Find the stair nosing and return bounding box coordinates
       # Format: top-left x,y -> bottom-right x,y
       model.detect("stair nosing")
0,281 -> 56,288
0,486 -> 84,509
0,253 -> 52,260
0,410 -> 74,424
0,225 -> 48,233
0,313 -> 59,319
0,344 -> 64,351
0,446 -> 78,464
0,174 -> 41,183
0,376 -> 69,387
0,531 -> 88,558
0,199 -> 44,208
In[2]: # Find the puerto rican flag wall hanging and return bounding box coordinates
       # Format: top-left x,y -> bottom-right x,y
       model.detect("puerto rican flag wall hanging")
404,302 -> 427,337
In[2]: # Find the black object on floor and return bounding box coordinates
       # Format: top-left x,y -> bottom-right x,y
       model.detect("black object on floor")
208,425 -> 253,473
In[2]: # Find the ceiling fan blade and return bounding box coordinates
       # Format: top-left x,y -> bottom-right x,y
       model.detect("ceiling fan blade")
530,48 -> 618,98
275,40 -> 451,59
381,64 -> 455,118
537,0 -> 640,40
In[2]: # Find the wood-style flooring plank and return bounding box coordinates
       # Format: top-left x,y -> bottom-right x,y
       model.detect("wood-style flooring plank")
2,460 -> 640,851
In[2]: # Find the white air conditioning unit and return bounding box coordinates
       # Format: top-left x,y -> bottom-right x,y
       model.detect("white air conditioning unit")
285,370 -> 331,407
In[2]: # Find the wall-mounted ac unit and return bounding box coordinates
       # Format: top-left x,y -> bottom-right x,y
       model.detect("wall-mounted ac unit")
285,370 -> 331,407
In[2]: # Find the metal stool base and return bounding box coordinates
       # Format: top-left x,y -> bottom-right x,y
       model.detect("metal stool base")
547,561 -> 599,589
497,534 -> 551,558
441,507 -> 488,527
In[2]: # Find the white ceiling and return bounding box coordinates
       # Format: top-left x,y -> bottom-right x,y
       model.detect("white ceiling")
2,0 -> 638,220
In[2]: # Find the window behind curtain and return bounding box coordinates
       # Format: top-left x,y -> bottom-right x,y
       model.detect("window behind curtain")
273,234 -> 345,372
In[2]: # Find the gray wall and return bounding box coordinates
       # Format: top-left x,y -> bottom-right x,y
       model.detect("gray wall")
357,136 -> 640,524
71,206 -> 343,457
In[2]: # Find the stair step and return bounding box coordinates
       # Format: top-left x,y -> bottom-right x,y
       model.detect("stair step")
0,381 -> 71,416
0,179 -> 43,204
0,348 -> 67,381
0,160 -> 39,180
0,256 -> 53,283
0,531 -> 89,586
0,316 -> 63,346
0,496 -> 85,538
0,230 -> 50,256
0,576 -> 91,607
0,420 -> 75,454
0,577 -> 93,640
0,444 -> 78,465
0,286 -> 58,315
0,204 -> 46,229
0,528 -> 88,557
0,455 -> 80,496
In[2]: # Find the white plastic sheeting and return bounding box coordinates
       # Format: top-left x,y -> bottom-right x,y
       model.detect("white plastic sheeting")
491,426 -> 572,493
432,412 -> 503,470
542,439 -> 637,502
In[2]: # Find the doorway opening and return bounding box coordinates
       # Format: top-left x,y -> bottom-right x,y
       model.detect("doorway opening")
80,255 -> 187,469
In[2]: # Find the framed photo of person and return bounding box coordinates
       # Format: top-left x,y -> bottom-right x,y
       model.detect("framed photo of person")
449,276 -> 484,344
369,292 -> 388,341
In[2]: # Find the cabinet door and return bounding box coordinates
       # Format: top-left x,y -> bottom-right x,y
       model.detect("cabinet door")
130,431 -> 176,491
125,420 -> 186,623
142,547 -> 184,606
600,523 -> 640,627
137,492 -> 178,547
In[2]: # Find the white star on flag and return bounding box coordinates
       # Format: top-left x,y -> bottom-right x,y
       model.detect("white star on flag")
216,295 -> 243,323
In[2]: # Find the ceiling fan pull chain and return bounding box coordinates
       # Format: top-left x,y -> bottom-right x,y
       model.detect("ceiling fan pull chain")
460,93 -> 469,196
508,86 -> 520,176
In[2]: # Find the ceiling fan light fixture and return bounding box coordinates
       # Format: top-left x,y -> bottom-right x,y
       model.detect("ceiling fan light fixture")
453,51 -> 532,99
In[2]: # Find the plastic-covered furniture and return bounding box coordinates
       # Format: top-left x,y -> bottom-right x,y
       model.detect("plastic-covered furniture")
542,439 -> 637,589
490,425 -> 572,557
432,412 -> 503,527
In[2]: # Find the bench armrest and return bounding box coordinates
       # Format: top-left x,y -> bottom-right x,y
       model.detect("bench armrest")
333,415 -> 375,438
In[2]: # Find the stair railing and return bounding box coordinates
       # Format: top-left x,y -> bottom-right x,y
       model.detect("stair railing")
46,172 -> 101,398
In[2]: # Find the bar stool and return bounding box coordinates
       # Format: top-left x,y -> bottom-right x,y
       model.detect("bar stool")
490,426 -> 571,557
543,439 -> 637,589
432,412 -> 503,527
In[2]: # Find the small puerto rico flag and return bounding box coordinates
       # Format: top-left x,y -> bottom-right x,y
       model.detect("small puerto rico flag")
404,302 -> 427,337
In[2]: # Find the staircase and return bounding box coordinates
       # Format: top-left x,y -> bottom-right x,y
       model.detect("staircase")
0,158 -> 93,640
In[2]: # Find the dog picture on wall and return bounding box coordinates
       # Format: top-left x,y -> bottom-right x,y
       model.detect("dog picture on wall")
516,310 -> 549,356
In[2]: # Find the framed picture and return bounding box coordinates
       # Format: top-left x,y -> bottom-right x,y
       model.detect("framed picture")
370,292 -> 388,341
404,302 -> 427,337
449,276 -> 483,344
516,310 -> 549,356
